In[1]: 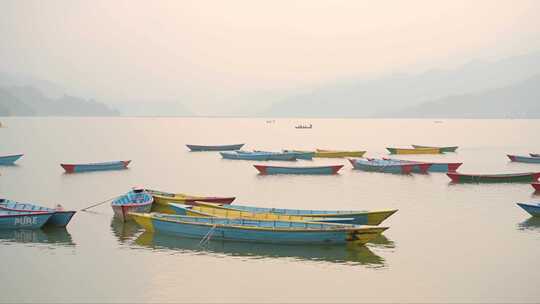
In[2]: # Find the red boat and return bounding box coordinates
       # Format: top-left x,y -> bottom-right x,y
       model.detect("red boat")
532,183 -> 540,191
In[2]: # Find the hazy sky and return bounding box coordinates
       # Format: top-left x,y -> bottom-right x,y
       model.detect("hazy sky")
1,0 -> 539,112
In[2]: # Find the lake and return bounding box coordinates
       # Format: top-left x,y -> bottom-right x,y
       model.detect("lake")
0,117 -> 539,303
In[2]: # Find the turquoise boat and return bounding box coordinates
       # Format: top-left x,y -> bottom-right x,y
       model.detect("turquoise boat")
111,189 -> 153,222
220,151 -> 269,161
0,210 -> 54,229
254,165 -> 343,175
61,160 -> 131,173
0,199 -> 76,227
244,151 -> 298,161
187,144 -> 244,151
349,158 -> 431,174
282,150 -> 315,160
517,202 -> 540,217
0,154 -> 23,165
507,155 -> 540,164
131,213 -> 388,245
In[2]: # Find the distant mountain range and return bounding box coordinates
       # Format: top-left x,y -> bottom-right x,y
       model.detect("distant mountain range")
383,74 -> 540,118
0,85 -> 118,116
262,51 -> 540,118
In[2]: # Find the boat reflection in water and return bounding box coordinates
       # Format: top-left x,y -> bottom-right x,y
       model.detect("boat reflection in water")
110,218 -> 143,245
0,227 -> 75,247
517,217 -> 540,233
130,231 -> 393,267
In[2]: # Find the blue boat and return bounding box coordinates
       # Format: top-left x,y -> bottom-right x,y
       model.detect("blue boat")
349,158 -> 431,174
517,202 -> 540,217
61,160 -> 131,173
383,158 -> 462,172
0,210 -> 54,229
281,150 -> 315,160
220,151 -> 270,161
508,155 -> 540,164
131,213 -> 388,245
530,153 -> 540,158
187,144 -> 245,152
254,164 -> 343,175
0,199 -> 76,227
251,151 -> 298,161
111,189 -> 154,222
0,154 -> 23,165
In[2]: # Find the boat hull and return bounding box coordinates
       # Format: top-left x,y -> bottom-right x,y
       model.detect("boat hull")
61,160 -> 131,173
0,154 -> 23,165
507,155 -> 540,164
314,150 -> 366,158
387,147 -> 442,154
111,190 -> 154,222
220,152 -> 269,160
282,151 -> 315,160
412,145 -> 458,152
132,213 -> 386,245
187,144 -> 244,151
447,172 -> 540,183
254,165 -> 343,175
112,204 -> 152,222
532,183 -> 540,191
0,200 -> 76,227
0,212 -> 53,229
349,159 -> 431,174
517,203 -> 540,217
182,202 -> 398,226
383,158 -> 462,172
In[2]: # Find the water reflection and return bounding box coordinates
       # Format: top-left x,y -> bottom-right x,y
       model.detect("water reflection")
127,231 -> 388,267
0,227 -> 75,247
517,217 -> 540,232
110,218 -> 142,244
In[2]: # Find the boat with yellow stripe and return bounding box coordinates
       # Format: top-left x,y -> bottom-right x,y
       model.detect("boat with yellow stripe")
176,201 -> 397,225
386,147 -> 442,155
131,212 -> 388,245
146,189 -> 235,214
288,149 -> 366,158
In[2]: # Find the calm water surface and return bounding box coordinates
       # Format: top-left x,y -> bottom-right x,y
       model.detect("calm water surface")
0,118 -> 539,303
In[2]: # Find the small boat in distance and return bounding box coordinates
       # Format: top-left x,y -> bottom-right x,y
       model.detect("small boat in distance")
220,151 -> 270,161
295,123 -> 312,129
0,199 -> 75,227
0,210 -> 54,230
516,202 -> 540,217
349,158 -> 431,174
111,189 -> 153,222
383,158 -> 462,172
507,155 -> 540,164
186,144 -> 244,151
412,145 -> 458,152
254,164 -> 343,175
0,154 -> 23,165
315,149 -> 367,158
447,172 -> 540,183
529,153 -> 540,158
131,213 -> 388,245
387,147 -> 442,155
61,160 -> 131,173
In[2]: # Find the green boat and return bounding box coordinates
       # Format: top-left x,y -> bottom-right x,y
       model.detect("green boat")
447,172 -> 540,183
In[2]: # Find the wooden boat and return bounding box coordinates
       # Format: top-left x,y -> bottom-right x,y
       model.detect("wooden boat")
447,172 -> 540,183
530,153 -> 540,158
315,149 -> 366,158
517,202 -> 540,217
0,199 -> 75,227
281,150 -> 315,160
0,154 -> 23,165
174,201 -> 398,226
532,183 -> 540,191
349,159 -> 431,174
386,147 -> 442,155
0,210 -> 54,229
245,151 -> 298,161
507,155 -> 540,164
412,145 -> 458,152
383,158 -> 462,172
61,160 -> 131,173
186,144 -> 244,151
254,164 -> 343,175
145,189 -> 235,214
131,213 -> 388,245
111,189 -> 153,222
169,203 -> 356,224
220,151 -> 270,161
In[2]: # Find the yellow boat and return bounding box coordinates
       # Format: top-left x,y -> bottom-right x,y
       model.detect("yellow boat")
170,202 -> 397,226
386,147 -> 442,155
145,189 -> 236,214
290,149 -> 366,158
